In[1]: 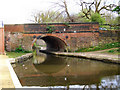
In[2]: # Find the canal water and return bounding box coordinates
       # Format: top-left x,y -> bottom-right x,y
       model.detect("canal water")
12,52 -> 120,89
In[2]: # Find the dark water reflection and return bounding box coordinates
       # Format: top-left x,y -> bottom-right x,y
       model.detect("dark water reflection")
13,52 -> 120,89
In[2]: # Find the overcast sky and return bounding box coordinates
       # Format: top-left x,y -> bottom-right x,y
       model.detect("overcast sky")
0,0 -> 118,24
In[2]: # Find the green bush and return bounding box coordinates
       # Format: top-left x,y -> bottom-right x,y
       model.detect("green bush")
15,45 -> 32,53
90,13 -> 105,24
15,45 -> 23,52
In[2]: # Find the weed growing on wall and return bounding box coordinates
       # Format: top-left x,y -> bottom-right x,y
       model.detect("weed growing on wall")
46,25 -> 55,33
63,22 -> 72,29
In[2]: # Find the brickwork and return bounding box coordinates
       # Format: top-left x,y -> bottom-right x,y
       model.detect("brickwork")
0,28 -> 4,54
22,36 -> 33,51
99,30 -> 119,44
4,24 -> 24,32
4,23 -> 99,33
14,32 -> 98,51
24,24 -> 92,33
5,32 -> 11,51
5,32 -> 23,51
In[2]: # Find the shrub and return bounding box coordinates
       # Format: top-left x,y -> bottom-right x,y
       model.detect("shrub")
15,45 -> 32,53
15,45 -> 23,53
90,13 -> 105,24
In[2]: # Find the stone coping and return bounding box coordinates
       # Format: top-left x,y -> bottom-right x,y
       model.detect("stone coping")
7,59 -> 22,88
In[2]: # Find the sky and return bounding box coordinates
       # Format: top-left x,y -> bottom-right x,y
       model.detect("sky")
0,0 -> 119,24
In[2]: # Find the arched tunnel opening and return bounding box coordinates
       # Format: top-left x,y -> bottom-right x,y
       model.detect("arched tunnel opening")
37,36 -> 67,52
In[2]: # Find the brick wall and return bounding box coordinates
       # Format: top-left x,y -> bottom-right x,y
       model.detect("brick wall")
4,22 -> 99,33
24,23 -> 99,34
5,32 -> 23,51
4,24 -> 24,32
0,28 -> 4,54
99,30 -> 119,44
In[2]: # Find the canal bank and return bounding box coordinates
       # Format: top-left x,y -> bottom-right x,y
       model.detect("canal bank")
40,49 -> 120,65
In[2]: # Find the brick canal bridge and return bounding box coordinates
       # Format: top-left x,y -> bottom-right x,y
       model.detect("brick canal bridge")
4,22 -> 100,52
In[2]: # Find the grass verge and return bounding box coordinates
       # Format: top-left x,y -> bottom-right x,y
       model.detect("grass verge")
75,42 -> 120,52
101,48 -> 120,55
6,52 -> 28,58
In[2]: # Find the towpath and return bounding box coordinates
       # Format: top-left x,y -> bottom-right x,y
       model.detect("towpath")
0,55 -> 14,89
47,48 -> 119,64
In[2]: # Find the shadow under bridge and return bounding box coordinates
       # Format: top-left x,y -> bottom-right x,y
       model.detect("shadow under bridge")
37,36 -> 67,52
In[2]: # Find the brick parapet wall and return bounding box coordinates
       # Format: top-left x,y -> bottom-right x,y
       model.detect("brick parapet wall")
4,24 -> 24,32
4,22 -> 99,33
24,23 -> 99,33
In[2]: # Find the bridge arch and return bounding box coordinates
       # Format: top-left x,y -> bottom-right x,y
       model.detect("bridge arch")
37,35 -> 67,52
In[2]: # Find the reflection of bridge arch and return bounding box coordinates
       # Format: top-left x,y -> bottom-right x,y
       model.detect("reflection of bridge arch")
38,35 -> 67,52
33,54 -> 67,74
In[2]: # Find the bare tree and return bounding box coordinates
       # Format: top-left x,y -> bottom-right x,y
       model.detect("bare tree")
52,0 -> 74,22
78,0 -> 117,19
